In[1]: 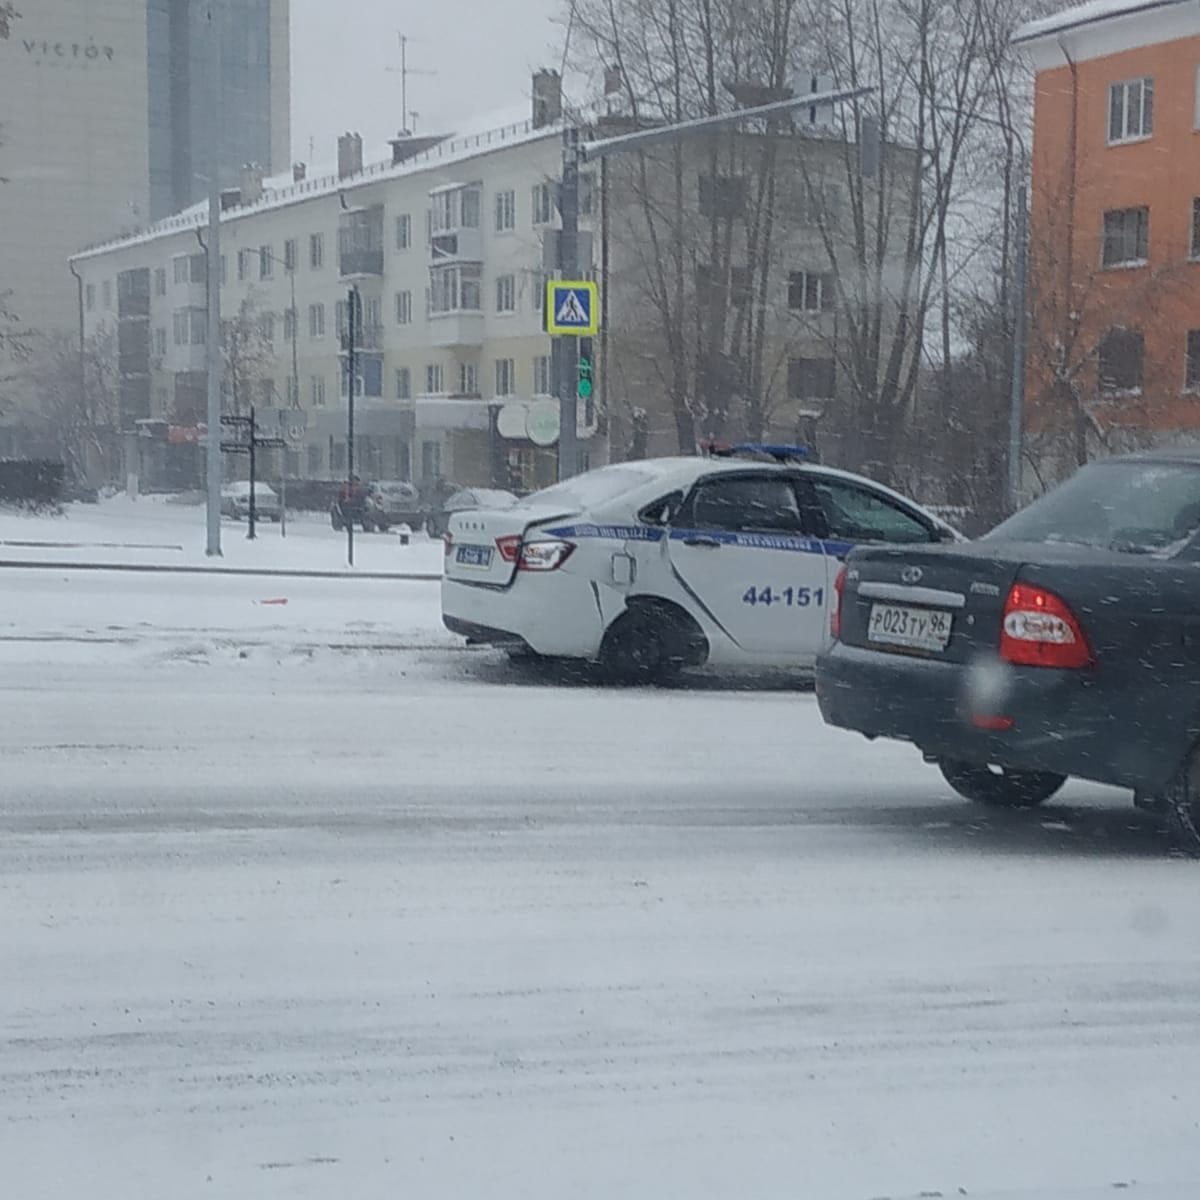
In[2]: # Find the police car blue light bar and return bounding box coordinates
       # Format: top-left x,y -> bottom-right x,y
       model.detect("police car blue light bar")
700,440 -> 811,462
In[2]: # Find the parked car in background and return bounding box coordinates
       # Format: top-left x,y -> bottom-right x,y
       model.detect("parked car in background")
365,480 -> 423,532
221,481 -> 280,522
426,487 -> 520,539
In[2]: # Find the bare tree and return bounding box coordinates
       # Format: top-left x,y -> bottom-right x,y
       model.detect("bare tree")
221,295 -> 275,416
573,0 -> 803,454
25,328 -> 119,482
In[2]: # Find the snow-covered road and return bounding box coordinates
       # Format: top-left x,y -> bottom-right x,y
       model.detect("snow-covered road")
2,559 -> 1200,1199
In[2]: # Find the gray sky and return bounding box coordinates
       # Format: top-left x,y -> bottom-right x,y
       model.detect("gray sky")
290,0 -> 566,169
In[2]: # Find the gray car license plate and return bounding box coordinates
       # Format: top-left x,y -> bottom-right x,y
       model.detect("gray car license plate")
867,603 -> 952,652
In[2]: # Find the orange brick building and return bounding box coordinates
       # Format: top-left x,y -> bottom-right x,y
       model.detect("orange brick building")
1016,0 -> 1200,478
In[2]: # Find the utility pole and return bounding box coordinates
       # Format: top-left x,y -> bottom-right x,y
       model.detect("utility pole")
204,1 -> 223,556
345,286 -> 358,567
555,127 -> 581,481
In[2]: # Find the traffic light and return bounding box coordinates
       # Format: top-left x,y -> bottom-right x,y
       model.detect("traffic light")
577,337 -> 595,424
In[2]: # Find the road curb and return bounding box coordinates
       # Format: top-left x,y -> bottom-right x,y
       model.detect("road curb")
0,559 -> 443,582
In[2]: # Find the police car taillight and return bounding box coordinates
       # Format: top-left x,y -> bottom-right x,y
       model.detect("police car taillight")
495,535 -> 576,571
999,583 -> 1092,669
517,540 -> 575,571
831,565 -> 847,639
495,534 -> 522,563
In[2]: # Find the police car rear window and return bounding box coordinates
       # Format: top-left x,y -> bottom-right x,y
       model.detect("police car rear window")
518,466 -> 658,510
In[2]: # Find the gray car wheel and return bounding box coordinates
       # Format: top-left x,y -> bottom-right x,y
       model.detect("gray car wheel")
938,759 -> 1066,808
1165,747 -> 1200,857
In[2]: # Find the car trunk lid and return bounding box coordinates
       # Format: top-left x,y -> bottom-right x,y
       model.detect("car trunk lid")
444,505 -> 576,586
839,542 -> 1032,663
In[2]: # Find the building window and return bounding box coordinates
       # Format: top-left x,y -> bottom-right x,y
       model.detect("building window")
284,238 -> 297,272
395,367 -> 411,399
461,188 -> 481,228
425,363 -> 444,394
1191,198 -> 1200,260
154,327 -> 167,357
154,267 -> 167,296
364,295 -> 382,336
429,265 -> 482,313
1098,327 -> 1144,394
1187,331 -> 1200,392
495,189 -> 516,232
1102,207 -> 1149,266
395,290 -> 412,325
283,307 -> 297,341
309,233 -> 324,270
85,284 -> 95,312
173,309 -> 205,345
579,171 -> 595,217
395,213 -> 412,250
787,356 -> 835,400
533,354 -> 552,395
1108,77 -> 1153,144
309,303 -> 325,338
102,280 -> 112,309
458,361 -> 478,395
788,270 -> 836,312
237,249 -> 252,282
285,376 -> 300,405
259,312 -> 275,342
173,256 -> 190,285
495,357 -> 515,396
422,440 -> 441,479
531,181 -> 554,225
496,273 -> 516,313
533,271 -> 548,312
259,246 -> 274,279
311,375 -> 326,407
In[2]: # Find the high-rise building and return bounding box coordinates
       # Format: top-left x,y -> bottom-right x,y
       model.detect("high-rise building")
0,0 -> 289,351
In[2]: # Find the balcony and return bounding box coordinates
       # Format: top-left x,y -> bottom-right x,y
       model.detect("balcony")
338,204 -> 384,278
430,228 -> 483,264
429,311 -> 485,348
339,323 -> 385,352
339,249 -> 384,278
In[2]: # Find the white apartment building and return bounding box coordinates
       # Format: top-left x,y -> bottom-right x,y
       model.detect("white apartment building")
69,71 -> 597,492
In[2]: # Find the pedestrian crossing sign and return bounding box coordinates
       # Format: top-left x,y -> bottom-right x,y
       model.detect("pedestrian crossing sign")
546,280 -> 599,336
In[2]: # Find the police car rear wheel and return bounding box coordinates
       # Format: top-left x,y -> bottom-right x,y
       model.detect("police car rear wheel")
937,759 -> 1065,808
599,609 -> 683,686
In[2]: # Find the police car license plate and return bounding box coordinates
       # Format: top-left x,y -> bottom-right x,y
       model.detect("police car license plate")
455,544 -> 493,568
867,603 -> 952,652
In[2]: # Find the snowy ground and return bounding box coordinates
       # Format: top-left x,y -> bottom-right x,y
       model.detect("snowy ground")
0,496 -> 444,574
2,536 -> 1200,1198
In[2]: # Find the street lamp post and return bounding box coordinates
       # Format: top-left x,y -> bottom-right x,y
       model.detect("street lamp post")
258,245 -> 301,539
204,1 -> 223,556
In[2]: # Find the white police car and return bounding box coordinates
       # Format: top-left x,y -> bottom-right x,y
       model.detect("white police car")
441,444 -> 959,681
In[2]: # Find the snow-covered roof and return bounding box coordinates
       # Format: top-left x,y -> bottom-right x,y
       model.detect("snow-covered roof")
70,116 -> 561,263
1013,0 -> 1188,43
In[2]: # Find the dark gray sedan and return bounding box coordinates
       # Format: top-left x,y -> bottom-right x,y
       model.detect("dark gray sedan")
817,449 -> 1200,853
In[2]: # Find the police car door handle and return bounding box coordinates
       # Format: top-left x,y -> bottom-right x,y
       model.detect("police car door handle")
682,535 -> 722,548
